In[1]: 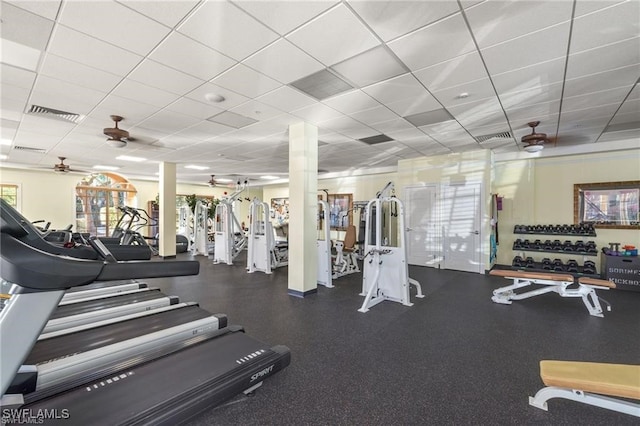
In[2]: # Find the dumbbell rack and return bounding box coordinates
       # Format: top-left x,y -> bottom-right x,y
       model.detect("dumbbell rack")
511,224 -> 599,277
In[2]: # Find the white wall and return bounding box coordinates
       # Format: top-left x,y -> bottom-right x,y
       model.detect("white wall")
493,149 -> 640,267
0,167 -> 246,230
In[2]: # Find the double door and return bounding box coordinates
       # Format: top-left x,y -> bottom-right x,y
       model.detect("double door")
405,182 -> 482,273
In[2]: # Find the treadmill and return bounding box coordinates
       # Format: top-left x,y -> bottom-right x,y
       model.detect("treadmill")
1,199 -> 291,424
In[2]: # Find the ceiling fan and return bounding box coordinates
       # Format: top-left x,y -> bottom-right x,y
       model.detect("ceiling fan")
53,157 -> 85,173
103,115 -> 131,148
207,175 -> 220,187
521,121 -> 554,153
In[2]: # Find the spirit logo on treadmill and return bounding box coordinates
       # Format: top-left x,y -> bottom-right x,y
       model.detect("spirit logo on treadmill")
250,365 -> 274,382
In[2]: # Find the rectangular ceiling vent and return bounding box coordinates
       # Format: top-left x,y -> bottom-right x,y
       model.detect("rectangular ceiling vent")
358,134 -> 394,145
475,131 -> 513,143
13,145 -> 46,153
289,69 -> 353,100
27,105 -> 81,124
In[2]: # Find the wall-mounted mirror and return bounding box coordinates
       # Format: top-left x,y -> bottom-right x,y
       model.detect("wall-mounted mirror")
574,181 -> 640,229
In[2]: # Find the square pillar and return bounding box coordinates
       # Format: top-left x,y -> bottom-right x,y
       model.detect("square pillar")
288,122 -> 318,297
159,162 -> 177,258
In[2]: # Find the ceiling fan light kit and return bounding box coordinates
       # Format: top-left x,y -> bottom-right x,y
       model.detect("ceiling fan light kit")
103,115 -> 130,147
521,120 -> 550,153
106,138 -> 127,148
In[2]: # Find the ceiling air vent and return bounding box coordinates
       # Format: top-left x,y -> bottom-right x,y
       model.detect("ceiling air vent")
27,105 -> 81,124
289,69 -> 353,100
358,134 -> 394,145
474,131 -> 512,144
13,145 -> 46,153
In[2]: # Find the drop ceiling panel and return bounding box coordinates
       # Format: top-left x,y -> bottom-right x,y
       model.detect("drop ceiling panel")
111,79 -> 180,109
30,75 -> 107,115
128,59 -> 204,96
385,95 -> 443,118
47,26 -> 142,76
177,1 -> 279,61
388,13 -> 475,71
481,23 -> 571,75
447,97 -> 506,128
321,90 -> 379,115
563,65 -> 640,98
118,0 -> 200,28
230,100 -> 283,122
565,37 -> 640,79
148,32 -> 236,81
350,105 -> 399,126
58,1 -> 170,56
370,118 -> 415,135
492,57 -> 566,94
464,0 -> 573,49
1,64 -> 36,89
256,86 -> 317,113
1,84 -> 30,106
331,46 -> 407,88
363,74 -> 432,105
164,97 -> 225,120
499,82 -> 564,110
171,120 -> 235,140
569,1 -> 640,54
414,51 -> 488,92
89,95 -> 163,127
1,2 -> 54,50
286,4 -> 380,66
5,1 -> 61,20
211,64 -> 281,99
39,53 -> 122,93
349,0 -> 460,42
505,100 -> 561,122
233,1 -> 338,36
244,39 -> 325,84
561,87 -> 631,113
290,103 -> 342,124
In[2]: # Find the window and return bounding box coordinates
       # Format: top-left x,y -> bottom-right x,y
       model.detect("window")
0,184 -> 18,208
76,173 -> 137,237
574,181 -> 640,229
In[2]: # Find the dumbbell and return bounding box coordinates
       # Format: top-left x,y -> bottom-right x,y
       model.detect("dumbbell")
562,240 -> 573,251
566,259 -> 579,273
522,239 -> 531,249
583,260 -> 596,274
552,258 -> 564,271
525,257 -> 535,268
512,256 -> 523,267
543,239 -> 554,250
513,239 -> 524,250
586,241 -> 597,253
533,239 -> 542,249
552,240 -> 562,250
541,258 -> 552,270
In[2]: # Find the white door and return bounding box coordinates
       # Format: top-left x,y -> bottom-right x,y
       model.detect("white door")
405,185 -> 441,267
441,182 -> 482,273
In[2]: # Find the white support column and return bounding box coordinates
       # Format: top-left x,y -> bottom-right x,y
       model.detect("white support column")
159,162 -> 177,258
288,122 -> 318,297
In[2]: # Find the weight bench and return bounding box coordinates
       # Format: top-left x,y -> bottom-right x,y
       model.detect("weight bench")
529,361 -> 640,417
489,270 -> 615,317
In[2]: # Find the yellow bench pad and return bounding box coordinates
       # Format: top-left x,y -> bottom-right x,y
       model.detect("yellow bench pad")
578,277 -> 616,289
489,269 -> 574,282
540,361 -> 640,400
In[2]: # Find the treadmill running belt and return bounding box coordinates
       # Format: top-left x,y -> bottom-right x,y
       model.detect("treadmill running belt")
27,305 -> 217,365
50,289 -> 165,319
21,331 -> 291,425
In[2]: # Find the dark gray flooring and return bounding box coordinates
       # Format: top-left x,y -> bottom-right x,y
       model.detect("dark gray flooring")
147,252 -> 640,425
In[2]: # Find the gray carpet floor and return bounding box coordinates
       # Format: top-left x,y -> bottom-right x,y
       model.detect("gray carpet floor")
146,252 -> 640,426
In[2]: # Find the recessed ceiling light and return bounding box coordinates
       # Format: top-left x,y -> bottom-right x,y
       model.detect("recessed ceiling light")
215,177 -> 234,183
457,92 -> 469,99
260,175 -> 280,180
0,154 -> 7,160
0,139 -> 12,146
184,165 -> 209,170
116,155 -> 146,162
93,165 -> 120,171
205,93 -> 225,103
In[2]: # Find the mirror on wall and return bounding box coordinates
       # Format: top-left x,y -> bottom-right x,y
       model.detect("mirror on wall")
574,181 -> 640,229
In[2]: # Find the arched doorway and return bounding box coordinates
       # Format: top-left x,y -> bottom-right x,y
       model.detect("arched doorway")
75,173 -> 137,237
